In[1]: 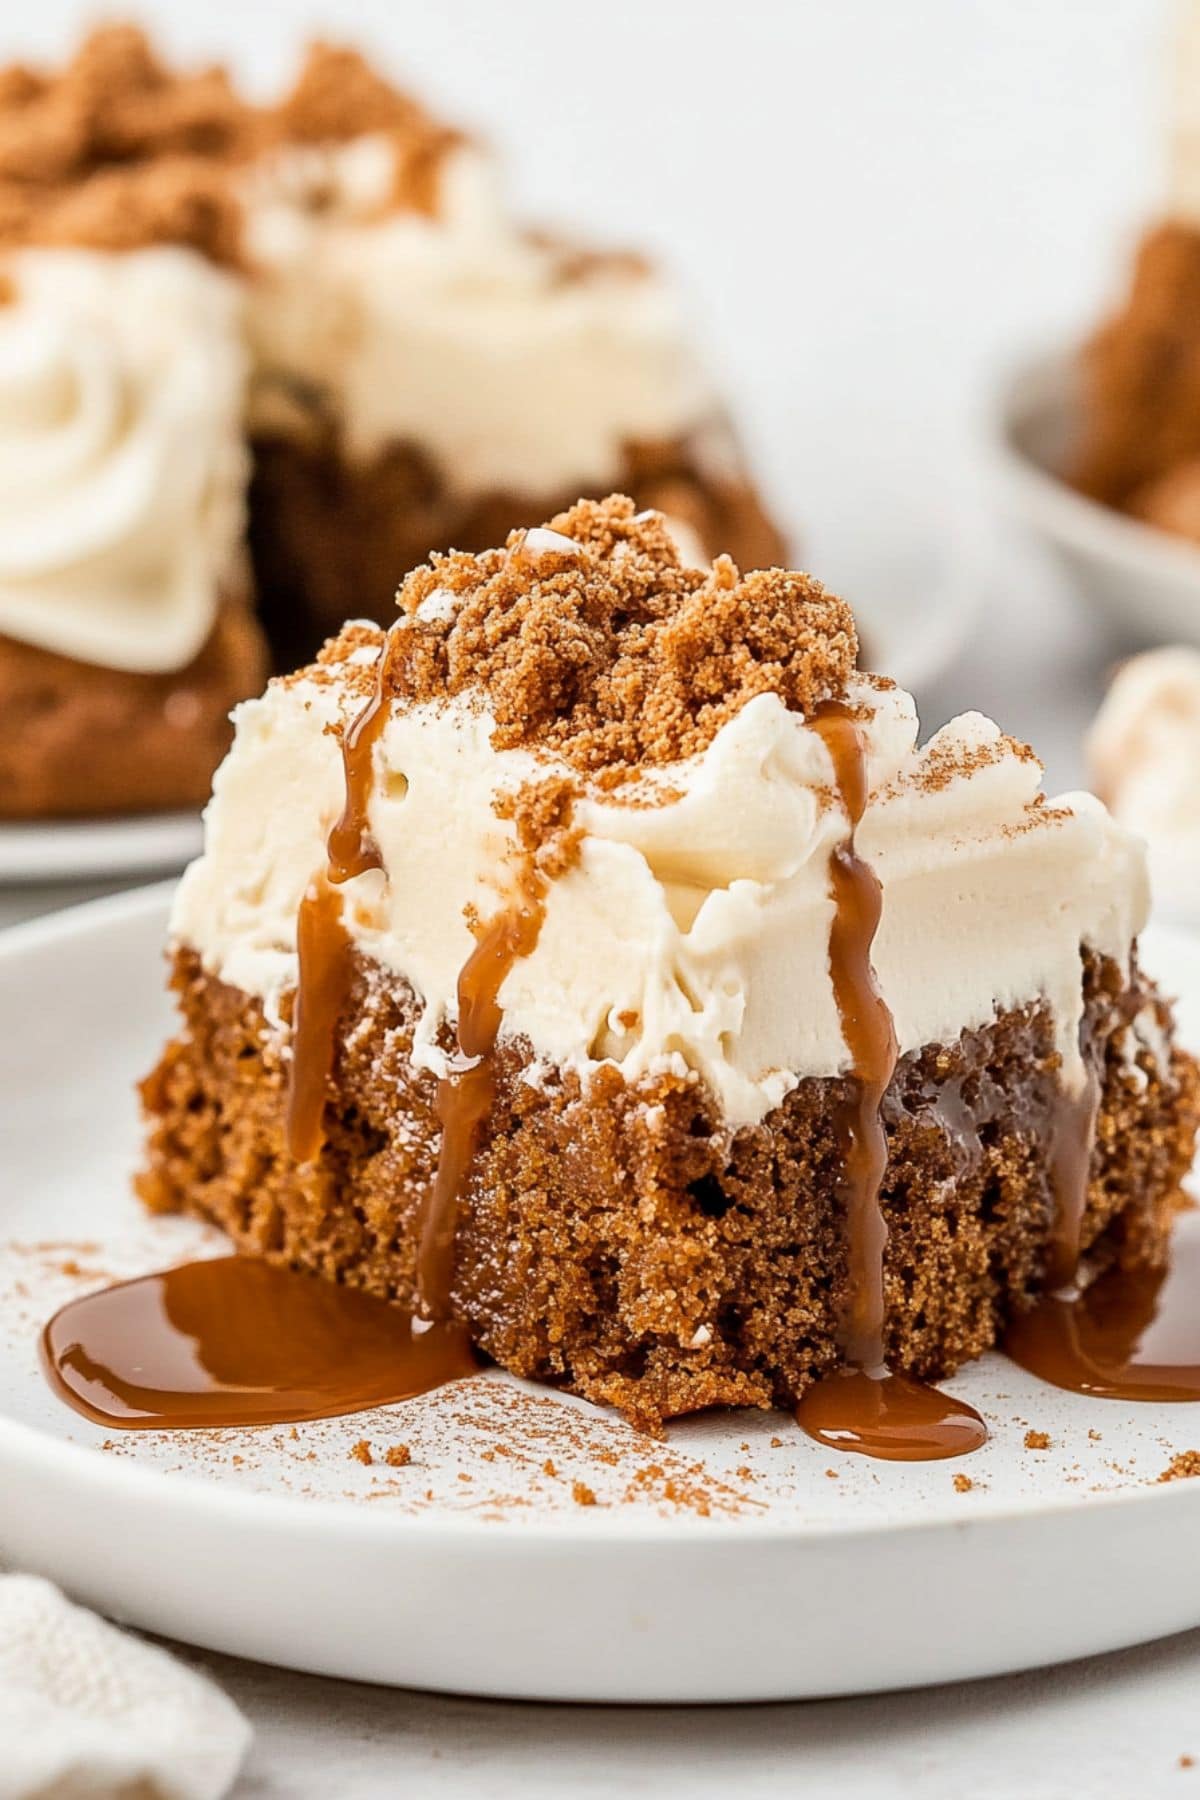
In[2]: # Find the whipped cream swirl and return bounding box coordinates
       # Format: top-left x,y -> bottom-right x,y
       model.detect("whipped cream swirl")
0,247 -> 248,674
244,140 -> 714,495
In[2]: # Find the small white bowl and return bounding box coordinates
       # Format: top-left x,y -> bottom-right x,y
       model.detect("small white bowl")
984,348 -> 1200,648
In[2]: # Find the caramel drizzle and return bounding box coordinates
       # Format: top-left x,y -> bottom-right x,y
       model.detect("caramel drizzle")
810,705 -> 898,1374
415,866 -> 547,1318
1003,1006 -> 1200,1404
285,621 -> 548,1326
287,632 -> 396,1162
325,662 -> 392,884
286,875 -> 354,1165
1044,1064 -> 1101,1293
794,702 -> 987,1461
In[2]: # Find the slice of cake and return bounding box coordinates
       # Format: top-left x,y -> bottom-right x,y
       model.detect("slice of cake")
139,496 -> 1199,1432
0,28 -> 782,816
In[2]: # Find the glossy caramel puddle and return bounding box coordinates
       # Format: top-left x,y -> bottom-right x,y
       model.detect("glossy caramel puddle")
41,1256 -> 477,1431
1005,1232 -> 1200,1402
794,703 -> 987,1462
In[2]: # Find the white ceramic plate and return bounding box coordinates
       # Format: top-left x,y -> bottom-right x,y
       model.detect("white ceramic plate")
983,347 -> 1200,649
3,885 -> 1200,1702
0,811 -> 202,887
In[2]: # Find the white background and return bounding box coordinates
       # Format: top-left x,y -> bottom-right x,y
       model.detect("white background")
9,3 -> 1200,1795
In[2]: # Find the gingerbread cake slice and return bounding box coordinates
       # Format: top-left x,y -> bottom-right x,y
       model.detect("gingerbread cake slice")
140,496 -> 1199,1432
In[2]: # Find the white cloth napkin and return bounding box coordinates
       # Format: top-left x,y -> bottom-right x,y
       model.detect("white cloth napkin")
0,1574 -> 250,1800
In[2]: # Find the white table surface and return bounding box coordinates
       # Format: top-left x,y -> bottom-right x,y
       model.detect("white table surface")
195,1625 -> 1200,1800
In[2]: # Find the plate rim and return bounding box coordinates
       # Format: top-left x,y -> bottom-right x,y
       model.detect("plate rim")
0,811 -> 203,888
3,880 -> 1200,1546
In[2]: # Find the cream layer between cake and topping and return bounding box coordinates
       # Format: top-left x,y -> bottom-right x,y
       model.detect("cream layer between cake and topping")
173,648 -> 1150,1131
0,246 -> 248,673
242,138 -> 718,495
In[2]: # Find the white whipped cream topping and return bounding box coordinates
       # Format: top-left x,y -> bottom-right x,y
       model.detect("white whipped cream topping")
242,140 -> 713,495
173,666 -> 1148,1129
1089,645 -> 1200,925
0,248 -> 248,673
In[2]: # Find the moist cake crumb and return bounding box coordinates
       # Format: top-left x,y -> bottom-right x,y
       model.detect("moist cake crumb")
1158,1450 -> 1200,1482
139,944 -> 1199,1431
953,1474 -> 973,1493
1024,1430 -> 1051,1450
572,1481 -> 597,1506
349,1438 -> 373,1464
384,1443 -> 411,1467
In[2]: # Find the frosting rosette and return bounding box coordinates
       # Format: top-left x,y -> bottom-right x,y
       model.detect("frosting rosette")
0,247 -> 248,674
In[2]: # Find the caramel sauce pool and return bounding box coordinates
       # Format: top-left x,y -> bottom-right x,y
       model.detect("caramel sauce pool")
41,1256 -> 476,1431
1005,1233 -> 1200,1402
794,703 -> 987,1462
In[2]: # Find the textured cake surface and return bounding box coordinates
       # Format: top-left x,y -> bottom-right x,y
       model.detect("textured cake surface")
140,946 -> 1199,1429
142,496 -> 1199,1425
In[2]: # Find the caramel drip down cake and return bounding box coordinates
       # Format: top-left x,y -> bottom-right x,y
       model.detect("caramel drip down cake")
139,497 -> 1200,1430
0,26 -> 782,817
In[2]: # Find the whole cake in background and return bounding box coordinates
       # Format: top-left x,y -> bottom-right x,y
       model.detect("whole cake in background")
1071,2 -> 1200,539
0,26 -> 784,820
138,495 -> 1199,1436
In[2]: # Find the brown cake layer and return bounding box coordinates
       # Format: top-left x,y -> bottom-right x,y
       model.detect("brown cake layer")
247,425 -> 789,670
0,593 -> 266,819
138,943 -> 1199,1430
1073,222 -> 1200,530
